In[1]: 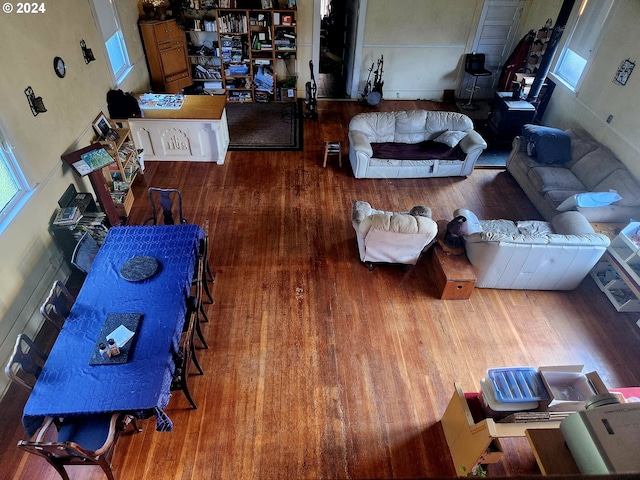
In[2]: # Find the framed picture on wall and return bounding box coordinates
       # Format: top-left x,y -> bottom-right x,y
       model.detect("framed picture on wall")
613,59 -> 635,86
92,112 -> 112,139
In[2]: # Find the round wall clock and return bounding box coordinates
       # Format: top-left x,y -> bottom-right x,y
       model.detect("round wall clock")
54,56 -> 66,78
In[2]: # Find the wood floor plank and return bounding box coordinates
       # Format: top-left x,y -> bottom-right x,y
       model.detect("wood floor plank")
3,100 -> 640,479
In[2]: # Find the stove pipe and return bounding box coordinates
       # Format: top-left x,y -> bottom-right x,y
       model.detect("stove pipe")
526,0 -> 576,102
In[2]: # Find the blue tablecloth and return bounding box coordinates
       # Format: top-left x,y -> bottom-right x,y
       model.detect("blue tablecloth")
23,225 -> 204,436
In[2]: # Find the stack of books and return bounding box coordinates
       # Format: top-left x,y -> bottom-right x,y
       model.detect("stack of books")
53,206 -> 82,226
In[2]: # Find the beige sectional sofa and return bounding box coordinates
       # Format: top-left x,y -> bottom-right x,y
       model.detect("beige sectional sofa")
507,128 -> 640,222
348,110 -> 487,179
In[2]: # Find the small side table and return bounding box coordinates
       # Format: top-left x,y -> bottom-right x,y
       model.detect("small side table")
321,123 -> 343,168
429,244 -> 476,299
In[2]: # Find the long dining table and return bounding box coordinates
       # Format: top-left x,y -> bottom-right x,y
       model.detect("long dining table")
22,224 -> 204,437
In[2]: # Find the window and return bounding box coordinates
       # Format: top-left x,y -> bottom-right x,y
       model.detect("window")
554,0 -> 614,89
90,0 -> 132,84
0,126 -> 31,229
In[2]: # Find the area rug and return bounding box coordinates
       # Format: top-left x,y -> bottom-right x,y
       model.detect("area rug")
226,100 -> 303,151
475,148 -> 509,168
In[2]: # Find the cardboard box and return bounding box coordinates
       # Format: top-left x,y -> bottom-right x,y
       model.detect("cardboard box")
538,365 -> 608,412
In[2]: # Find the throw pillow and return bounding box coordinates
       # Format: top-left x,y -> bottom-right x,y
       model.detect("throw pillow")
556,190 -> 623,212
521,124 -> 572,164
433,130 -> 467,148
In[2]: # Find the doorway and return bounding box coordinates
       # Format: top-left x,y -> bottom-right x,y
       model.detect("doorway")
315,0 -> 361,99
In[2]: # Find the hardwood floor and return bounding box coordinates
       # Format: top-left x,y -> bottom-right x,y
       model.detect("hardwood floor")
3,100 -> 640,479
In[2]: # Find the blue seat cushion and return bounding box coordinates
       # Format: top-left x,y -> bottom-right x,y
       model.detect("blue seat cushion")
57,413 -> 113,452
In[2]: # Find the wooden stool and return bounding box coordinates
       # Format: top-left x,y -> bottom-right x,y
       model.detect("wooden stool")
321,123 -> 343,168
429,244 -> 476,299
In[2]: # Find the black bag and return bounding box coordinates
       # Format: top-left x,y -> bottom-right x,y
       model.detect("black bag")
106,89 -> 141,119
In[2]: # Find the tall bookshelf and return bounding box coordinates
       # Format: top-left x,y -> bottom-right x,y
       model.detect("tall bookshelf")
183,6 -> 296,102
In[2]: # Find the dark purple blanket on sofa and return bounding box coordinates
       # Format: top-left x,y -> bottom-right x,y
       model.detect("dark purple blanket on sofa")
371,141 -> 462,160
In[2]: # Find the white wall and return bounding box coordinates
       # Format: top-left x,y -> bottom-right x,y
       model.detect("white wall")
0,0 -> 150,397
544,0 -> 640,179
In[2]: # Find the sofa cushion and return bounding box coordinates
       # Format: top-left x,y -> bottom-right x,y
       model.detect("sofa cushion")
434,130 -> 467,147
371,141 -> 461,160
516,221 -> 553,236
528,166 -> 586,193
566,129 -> 600,165
556,190 -> 622,212
389,214 -> 420,233
478,219 -> 519,235
424,111 -> 473,135
570,148 -> 621,190
594,169 -> 640,207
522,125 -> 572,164
394,110 -> 428,143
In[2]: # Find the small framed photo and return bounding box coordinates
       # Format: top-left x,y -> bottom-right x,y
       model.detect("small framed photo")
92,112 -> 112,139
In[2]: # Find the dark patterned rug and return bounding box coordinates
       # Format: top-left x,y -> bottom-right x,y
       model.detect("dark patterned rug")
226,100 -> 303,151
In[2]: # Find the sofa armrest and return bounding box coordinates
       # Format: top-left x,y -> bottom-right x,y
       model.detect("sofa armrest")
511,135 -> 527,154
352,201 -> 373,229
348,130 -> 373,157
551,211 -> 595,235
458,130 -> 487,154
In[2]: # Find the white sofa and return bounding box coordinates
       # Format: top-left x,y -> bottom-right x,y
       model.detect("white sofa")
351,201 -> 438,269
348,110 -> 487,179
454,208 -> 610,290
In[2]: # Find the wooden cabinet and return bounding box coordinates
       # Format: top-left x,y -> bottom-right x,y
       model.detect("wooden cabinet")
139,20 -> 191,93
183,7 -> 297,102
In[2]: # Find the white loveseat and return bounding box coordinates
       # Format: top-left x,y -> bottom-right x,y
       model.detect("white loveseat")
454,208 -> 609,290
348,110 -> 487,179
351,201 -> 438,269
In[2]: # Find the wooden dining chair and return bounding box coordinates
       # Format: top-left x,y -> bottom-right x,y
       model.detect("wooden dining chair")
40,280 -> 75,331
18,412 -> 141,480
71,231 -> 100,274
189,254 -> 209,349
199,219 -> 215,305
145,187 -> 188,225
4,334 -> 48,392
172,309 -> 203,409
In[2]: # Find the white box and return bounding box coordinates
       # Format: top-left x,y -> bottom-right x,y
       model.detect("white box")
538,365 -> 607,412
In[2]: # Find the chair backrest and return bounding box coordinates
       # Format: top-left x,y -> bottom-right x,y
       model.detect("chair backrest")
146,188 -> 188,225
18,412 -> 129,480
465,53 -> 486,73
4,334 -> 48,392
171,308 -> 198,408
71,232 -> 100,274
40,280 -> 75,331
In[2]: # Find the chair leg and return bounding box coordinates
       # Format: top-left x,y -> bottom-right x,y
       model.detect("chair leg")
49,463 -> 71,480
194,315 -> 209,349
462,76 -> 480,110
205,261 -> 215,284
191,342 -> 204,375
199,302 -> 210,324
183,383 -> 198,409
98,459 -> 116,480
203,276 -> 214,304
